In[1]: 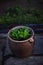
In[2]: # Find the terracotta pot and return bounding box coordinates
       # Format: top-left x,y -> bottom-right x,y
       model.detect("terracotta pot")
8,26 -> 34,58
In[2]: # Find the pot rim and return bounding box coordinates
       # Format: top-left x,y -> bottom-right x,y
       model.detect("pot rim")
8,26 -> 34,43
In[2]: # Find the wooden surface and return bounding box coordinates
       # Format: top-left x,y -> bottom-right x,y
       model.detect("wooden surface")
0,34 -> 43,65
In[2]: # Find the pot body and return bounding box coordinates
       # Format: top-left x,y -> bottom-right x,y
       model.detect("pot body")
8,26 -> 34,58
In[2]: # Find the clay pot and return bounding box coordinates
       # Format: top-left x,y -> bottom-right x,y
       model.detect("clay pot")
8,26 -> 34,58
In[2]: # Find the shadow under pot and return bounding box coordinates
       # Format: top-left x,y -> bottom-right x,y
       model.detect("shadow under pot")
8,26 -> 35,58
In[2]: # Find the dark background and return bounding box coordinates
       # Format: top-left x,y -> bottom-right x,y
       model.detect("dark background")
0,0 -> 43,15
